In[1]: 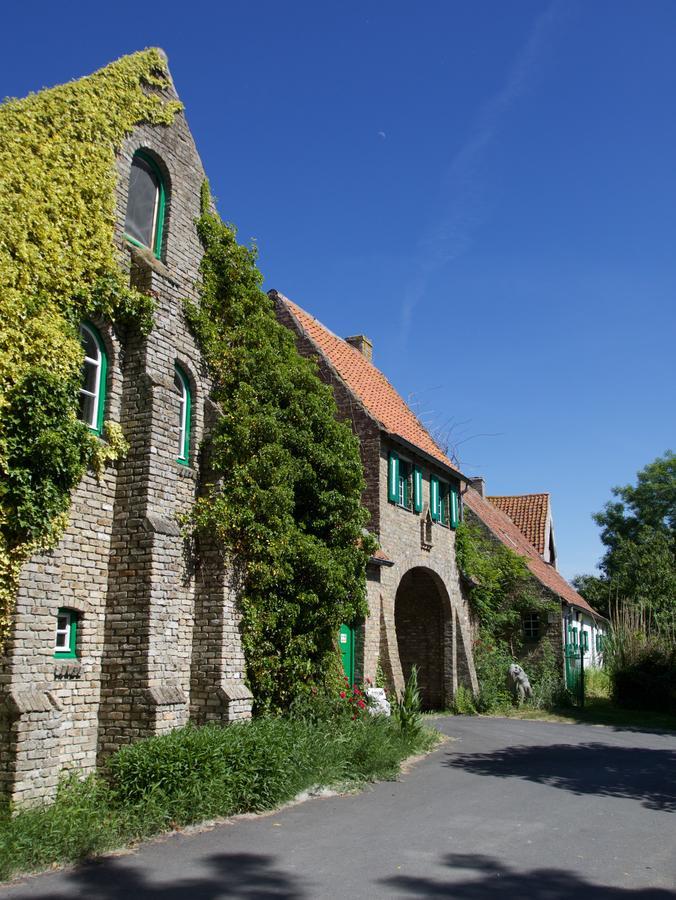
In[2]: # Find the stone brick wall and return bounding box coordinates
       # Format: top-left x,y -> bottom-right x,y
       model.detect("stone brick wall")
0,73 -> 251,807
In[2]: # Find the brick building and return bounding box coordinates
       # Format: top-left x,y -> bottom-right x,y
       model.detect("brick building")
0,61 -> 252,808
464,483 -> 606,672
272,293 -> 479,709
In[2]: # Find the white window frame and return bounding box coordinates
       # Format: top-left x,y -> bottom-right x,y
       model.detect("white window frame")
79,323 -> 102,430
54,611 -> 73,653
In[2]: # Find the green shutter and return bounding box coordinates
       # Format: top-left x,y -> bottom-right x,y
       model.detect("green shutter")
413,467 -> 423,512
450,486 -> 459,529
430,477 -> 440,521
388,452 -> 399,503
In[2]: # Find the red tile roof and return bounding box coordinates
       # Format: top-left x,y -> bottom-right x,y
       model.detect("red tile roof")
275,293 -> 459,473
488,493 -> 550,556
464,487 -> 600,618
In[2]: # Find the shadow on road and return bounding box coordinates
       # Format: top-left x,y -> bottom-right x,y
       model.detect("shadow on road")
444,742 -> 676,811
7,852 -> 308,899
381,852 -> 675,898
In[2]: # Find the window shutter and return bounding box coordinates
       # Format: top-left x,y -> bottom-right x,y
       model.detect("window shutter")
388,452 -> 399,503
430,477 -> 440,521
413,467 -> 423,512
450,486 -> 459,529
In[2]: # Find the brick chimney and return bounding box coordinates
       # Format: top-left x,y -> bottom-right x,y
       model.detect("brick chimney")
345,334 -> 373,362
470,477 -> 486,498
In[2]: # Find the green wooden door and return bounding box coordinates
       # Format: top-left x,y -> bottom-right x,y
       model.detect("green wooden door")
339,623 -> 355,685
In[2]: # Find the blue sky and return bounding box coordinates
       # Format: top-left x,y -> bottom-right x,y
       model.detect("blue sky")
3,1 -> 675,579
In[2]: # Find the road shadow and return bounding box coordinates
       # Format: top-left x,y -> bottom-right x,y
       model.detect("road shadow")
4,851 -> 307,899
444,742 -> 676,811
381,852 -> 675,898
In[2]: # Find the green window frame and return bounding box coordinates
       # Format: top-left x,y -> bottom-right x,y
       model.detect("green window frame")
449,485 -> 460,529
430,476 -> 440,521
398,460 -> 412,509
78,322 -> 107,435
582,630 -> 589,651
54,608 -> 78,659
124,150 -> 166,260
174,364 -> 191,466
413,466 -> 423,512
388,451 -> 399,503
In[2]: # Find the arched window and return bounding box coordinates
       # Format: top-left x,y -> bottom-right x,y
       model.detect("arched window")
124,150 -> 166,259
174,364 -> 191,465
78,322 -> 107,434
54,608 -> 79,659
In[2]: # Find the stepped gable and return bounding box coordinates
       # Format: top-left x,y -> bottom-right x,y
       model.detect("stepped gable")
488,493 -> 550,556
464,487 -> 599,618
276,293 -> 458,472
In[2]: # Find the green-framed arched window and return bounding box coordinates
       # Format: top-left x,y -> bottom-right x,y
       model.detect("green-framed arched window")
124,150 -> 166,259
174,364 -> 191,465
78,322 -> 107,435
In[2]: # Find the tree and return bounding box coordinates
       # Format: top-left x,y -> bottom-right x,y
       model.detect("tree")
574,451 -> 676,629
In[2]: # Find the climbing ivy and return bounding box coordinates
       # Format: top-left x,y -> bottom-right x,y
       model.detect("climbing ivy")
455,519 -> 561,709
0,50 -> 181,649
184,186 -> 374,712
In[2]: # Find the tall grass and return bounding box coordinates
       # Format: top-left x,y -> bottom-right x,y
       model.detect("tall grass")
604,602 -> 675,714
0,708 -> 436,882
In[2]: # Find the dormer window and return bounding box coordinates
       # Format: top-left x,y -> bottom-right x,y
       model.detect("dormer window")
125,151 -> 166,259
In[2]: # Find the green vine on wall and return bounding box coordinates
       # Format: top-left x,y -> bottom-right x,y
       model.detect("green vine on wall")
184,185 -> 375,712
0,49 -> 181,650
456,520 -> 561,708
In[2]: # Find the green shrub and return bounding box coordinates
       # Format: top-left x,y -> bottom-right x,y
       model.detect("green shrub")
473,640 -> 513,712
0,710 -> 436,881
451,685 -> 477,715
611,650 -> 676,714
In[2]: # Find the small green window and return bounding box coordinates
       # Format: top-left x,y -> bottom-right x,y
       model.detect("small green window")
54,609 -> 78,659
78,322 -> 107,435
175,364 -> 191,465
124,150 -> 166,259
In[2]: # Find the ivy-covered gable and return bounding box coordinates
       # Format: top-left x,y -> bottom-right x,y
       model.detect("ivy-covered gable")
0,49 -> 181,648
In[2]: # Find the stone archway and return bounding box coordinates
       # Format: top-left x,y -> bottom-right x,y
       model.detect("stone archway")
394,567 -> 450,710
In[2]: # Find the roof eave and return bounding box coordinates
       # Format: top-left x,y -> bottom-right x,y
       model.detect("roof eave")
384,431 -> 473,484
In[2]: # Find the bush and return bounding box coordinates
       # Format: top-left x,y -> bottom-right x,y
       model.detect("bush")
473,640 -> 513,712
0,708 -> 436,881
451,685 -> 477,715
611,650 -> 676,714
603,608 -> 676,714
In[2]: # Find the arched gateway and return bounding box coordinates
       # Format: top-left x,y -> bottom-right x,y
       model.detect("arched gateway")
395,567 -> 452,710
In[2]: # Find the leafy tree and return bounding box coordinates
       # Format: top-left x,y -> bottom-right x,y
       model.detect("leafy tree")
574,451 -> 676,629
184,187 -> 374,712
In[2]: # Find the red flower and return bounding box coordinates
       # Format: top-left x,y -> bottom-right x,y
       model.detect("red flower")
357,699 -> 366,709
340,691 -> 346,698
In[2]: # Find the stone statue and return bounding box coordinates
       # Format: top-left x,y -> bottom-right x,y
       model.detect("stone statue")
507,663 -> 533,704
366,687 -> 391,717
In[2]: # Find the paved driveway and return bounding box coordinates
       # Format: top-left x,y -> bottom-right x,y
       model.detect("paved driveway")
3,717 -> 675,898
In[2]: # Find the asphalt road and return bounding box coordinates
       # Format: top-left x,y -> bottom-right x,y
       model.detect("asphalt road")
3,717 -> 675,898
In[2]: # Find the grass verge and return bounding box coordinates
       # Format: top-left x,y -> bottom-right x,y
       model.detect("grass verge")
491,697 -> 676,731
0,713 -> 437,882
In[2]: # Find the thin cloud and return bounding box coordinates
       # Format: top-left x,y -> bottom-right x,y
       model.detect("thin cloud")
400,0 -> 567,342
